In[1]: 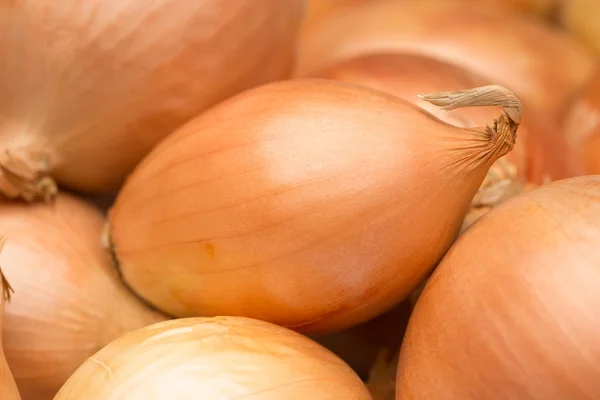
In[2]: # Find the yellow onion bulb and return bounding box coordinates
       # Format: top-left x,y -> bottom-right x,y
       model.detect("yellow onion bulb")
296,0 -> 594,118
0,0 -> 305,200
0,248 -> 19,400
0,195 -> 167,399
564,68 -> 600,175
55,317 -> 372,400
108,79 -> 522,334
397,176 -> 600,399
314,52 -> 572,184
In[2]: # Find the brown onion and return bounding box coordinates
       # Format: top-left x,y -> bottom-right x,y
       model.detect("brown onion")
560,0 -> 600,53
108,79 -> 522,334
55,317 -> 372,399
0,195 -> 167,399
0,0 -> 304,201
296,0 -> 594,118
397,176 -> 600,399
314,52 -> 572,183
564,68 -> 600,175
0,245 -> 19,400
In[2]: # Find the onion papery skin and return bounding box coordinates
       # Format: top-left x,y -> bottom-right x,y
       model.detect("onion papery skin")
0,194 -> 167,400
0,273 -> 19,400
314,52 -> 571,184
54,317 -> 372,400
564,69 -> 600,175
109,79 -> 516,334
296,0 -> 594,118
0,0 -> 305,196
561,0 -> 600,53
397,176 -> 600,399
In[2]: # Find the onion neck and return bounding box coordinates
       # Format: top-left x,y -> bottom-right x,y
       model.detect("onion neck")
0,148 -> 57,203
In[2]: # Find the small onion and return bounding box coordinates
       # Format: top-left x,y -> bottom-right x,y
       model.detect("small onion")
564,68 -> 600,175
108,79 -> 522,334
314,52 -> 571,183
0,244 -> 19,400
0,195 -> 167,399
0,0 -> 304,201
397,176 -> 600,399
560,0 -> 600,53
54,317 -> 372,399
296,0 -> 594,117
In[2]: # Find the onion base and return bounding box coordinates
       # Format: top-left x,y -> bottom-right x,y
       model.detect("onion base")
0,150 -> 57,203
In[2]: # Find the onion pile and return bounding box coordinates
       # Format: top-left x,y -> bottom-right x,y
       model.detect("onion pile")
107,79 -> 522,334
0,0 -> 304,201
54,317 -> 372,399
564,68 -> 600,175
0,195 -> 167,399
560,0 -> 600,53
296,0 -> 594,118
0,242 -> 19,400
397,176 -> 600,399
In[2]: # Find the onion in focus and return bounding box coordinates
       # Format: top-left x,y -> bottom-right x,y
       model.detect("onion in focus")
564,68 -> 600,175
108,79 -> 522,334
560,0 -> 600,53
0,245 -> 19,400
0,0 -> 304,200
0,195 -> 167,400
54,317 -> 372,400
296,0 -> 594,118
397,176 -> 600,399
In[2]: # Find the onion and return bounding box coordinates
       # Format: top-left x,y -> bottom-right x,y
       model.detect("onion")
397,176 -> 600,399
560,0 -> 600,53
314,52 -> 571,184
564,68 -> 600,175
296,0 -> 594,118
0,195 -> 167,400
0,0 -> 304,201
54,317 -> 372,399
107,79 -> 522,334
0,243 -> 19,400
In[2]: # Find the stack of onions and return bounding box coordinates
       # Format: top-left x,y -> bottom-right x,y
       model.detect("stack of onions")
296,0 -> 594,119
564,68 -> 600,175
107,78 -> 522,334
397,176 -> 600,399
0,195 -> 167,399
0,0 -> 304,201
0,244 -> 20,400
560,0 -> 600,53
54,317 -> 372,399
315,52 -> 569,185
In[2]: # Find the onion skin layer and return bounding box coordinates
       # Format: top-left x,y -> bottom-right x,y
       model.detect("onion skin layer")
397,176 -> 600,399
110,79 -> 516,334
0,0 -> 304,196
314,52 -> 572,183
564,69 -> 600,175
296,0 -> 594,118
0,271 -> 20,400
0,195 -> 167,400
54,317 -> 372,400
